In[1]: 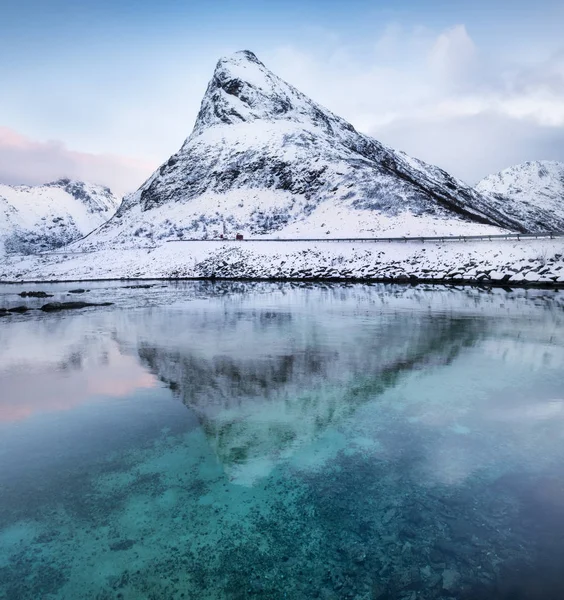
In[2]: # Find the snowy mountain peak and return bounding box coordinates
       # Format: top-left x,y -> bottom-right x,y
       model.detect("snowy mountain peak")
44,178 -> 117,214
477,161 -> 564,196
82,52 -> 564,248
0,180 -> 119,255
192,49 -> 354,137
476,161 -> 564,231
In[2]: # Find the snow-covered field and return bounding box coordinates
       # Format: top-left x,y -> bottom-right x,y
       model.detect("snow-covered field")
2,238 -> 562,286
275,206 -> 507,238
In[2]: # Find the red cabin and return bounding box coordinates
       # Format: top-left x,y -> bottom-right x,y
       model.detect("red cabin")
236,233 -> 244,241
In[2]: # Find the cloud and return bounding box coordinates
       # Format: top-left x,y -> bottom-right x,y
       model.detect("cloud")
264,25 -> 564,183
0,23 -> 562,191
427,25 -> 477,88
0,127 -> 156,197
376,112 -> 564,185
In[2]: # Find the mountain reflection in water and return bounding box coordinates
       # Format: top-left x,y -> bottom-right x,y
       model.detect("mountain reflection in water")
136,308 -> 482,484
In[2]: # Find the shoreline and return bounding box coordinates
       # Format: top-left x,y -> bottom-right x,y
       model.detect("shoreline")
0,275 -> 563,290
1,238 -> 562,288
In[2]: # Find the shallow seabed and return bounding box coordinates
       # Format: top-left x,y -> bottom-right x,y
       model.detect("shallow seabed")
1,282 -> 564,600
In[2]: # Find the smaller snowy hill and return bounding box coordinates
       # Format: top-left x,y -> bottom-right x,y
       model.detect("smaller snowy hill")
476,161 -> 564,232
0,179 -> 119,255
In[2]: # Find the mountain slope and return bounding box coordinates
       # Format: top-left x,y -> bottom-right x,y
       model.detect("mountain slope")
476,161 -> 564,232
0,178 -> 119,254
82,50 -> 538,248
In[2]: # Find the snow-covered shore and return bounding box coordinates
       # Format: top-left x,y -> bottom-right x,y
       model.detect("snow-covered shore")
1,238 -> 563,287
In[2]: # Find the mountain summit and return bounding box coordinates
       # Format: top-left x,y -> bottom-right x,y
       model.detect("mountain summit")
85,50 -> 560,247
476,161 -> 564,231
192,50 -> 357,136
0,179 -> 119,254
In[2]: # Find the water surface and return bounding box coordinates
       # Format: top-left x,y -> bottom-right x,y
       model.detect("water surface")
1,282 -> 563,599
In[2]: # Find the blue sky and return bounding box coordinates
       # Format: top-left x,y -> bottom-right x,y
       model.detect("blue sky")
1,0 -> 563,194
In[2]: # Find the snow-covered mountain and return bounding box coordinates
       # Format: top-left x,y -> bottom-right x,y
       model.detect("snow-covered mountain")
79,51 -> 553,248
0,178 -> 119,254
476,161 -> 564,232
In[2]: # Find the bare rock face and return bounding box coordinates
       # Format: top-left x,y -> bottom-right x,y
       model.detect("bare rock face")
82,51 -> 557,247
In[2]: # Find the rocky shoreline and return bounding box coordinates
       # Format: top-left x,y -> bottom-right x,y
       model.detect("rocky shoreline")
1,239 -> 563,288
194,249 -> 564,288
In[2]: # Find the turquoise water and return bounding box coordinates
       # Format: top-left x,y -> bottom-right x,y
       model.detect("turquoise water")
1,282 -> 563,599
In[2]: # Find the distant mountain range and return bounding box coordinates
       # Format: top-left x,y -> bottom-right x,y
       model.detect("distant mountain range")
0,178 -> 119,254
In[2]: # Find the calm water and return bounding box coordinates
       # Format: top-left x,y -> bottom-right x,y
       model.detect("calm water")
0,282 -> 563,600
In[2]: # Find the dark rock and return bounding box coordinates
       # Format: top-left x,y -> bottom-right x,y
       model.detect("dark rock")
19,291 -> 53,298
8,306 -> 29,313
68,288 -> 88,294
40,301 -> 113,312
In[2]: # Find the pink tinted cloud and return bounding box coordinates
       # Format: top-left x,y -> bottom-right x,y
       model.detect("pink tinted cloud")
0,126 -> 156,197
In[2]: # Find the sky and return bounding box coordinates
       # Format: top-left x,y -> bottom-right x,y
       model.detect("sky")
1,0 -> 563,196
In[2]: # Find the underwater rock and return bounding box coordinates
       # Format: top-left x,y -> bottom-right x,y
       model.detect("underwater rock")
382,508 -> 396,524
68,288 -> 88,294
442,568 -> 460,592
398,565 -> 423,591
109,539 -> 135,552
